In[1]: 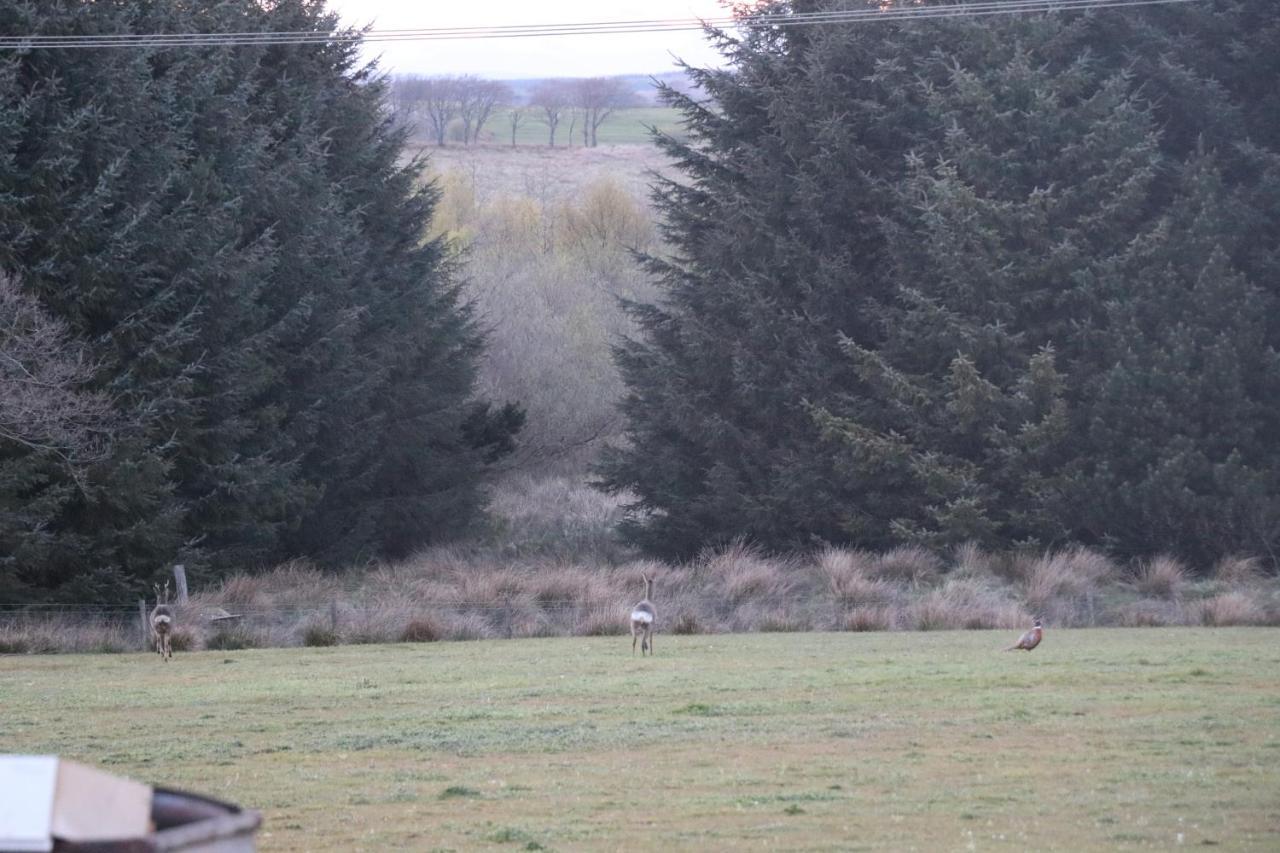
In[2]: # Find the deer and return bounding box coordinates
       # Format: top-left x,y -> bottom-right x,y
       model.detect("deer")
1006,617 -> 1043,652
630,572 -> 656,656
150,581 -> 175,661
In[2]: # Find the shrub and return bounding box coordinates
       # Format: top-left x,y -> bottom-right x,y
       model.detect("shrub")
1212,555 -> 1265,587
1020,547 -> 1116,625
667,610 -> 703,635
872,545 -> 942,585
1133,556 -> 1188,599
1114,600 -> 1175,627
951,541 -> 998,578
443,613 -> 494,642
400,617 -> 442,643
843,606 -> 894,632
755,614 -> 806,633
205,627 -> 260,650
818,547 -> 891,607
908,579 -> 1024,631
1196,592 -> 1266,626
167,627 -> 197,652
578,607 -> 626,636
302,623 -> 339,647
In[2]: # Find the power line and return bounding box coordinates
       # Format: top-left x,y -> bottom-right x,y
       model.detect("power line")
0,0 -> 1206,51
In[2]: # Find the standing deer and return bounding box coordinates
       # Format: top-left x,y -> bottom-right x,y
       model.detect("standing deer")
630,573 -> 656,656
151,581 -> 174,661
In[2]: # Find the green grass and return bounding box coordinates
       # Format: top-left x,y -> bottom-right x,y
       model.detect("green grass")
428,106 -> 684,147
2,629 -> 1278,851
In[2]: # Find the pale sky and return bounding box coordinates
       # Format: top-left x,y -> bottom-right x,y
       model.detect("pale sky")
324,0 -> 735,78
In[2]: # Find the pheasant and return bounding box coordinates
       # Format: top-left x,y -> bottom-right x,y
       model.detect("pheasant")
1006,618 -> 1042,651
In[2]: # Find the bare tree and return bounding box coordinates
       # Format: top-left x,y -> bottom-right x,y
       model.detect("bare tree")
418,76 -> 461,146
507,106 -> 526,147
462,79 -> 512,145
386,75 -> 422,132
530,80 -> 571,147
574,77 -> 637,147
0,273 -> 116,466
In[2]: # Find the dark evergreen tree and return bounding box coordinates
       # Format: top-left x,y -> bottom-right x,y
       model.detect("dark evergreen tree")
814,19 -> 1165,549
605,0 -> 1280,566
601,5 -> 945,557
0,0 -> 519,599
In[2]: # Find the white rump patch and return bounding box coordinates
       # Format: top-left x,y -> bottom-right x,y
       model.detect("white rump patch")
153,615 -> 172,626
631,610 -> 653,625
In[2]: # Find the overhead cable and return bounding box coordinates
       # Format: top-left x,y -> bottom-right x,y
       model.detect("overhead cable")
0,0 -> 1207,51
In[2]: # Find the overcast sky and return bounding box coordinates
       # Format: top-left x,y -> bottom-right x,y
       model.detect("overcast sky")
324,0 -> 735,78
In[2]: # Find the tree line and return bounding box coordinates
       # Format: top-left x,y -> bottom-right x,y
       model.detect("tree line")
389,74 -> 640,147
602,0 -> 1280,569
0,0 -> 522,601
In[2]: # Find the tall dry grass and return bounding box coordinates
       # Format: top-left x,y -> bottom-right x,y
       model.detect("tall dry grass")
3,487 -> 1277,654
5,543 -> 1275,654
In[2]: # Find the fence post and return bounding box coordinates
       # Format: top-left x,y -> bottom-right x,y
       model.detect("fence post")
139,598 -> 149,650
172,564 -> 189,604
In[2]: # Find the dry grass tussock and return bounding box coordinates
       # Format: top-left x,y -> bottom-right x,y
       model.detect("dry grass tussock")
1017,547 -> 1118,626
4,521 -> 1278,653
1132,555 -> 1189,600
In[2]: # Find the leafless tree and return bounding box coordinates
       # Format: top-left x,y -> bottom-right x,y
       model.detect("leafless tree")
458,78 -> 512,145
507,106 -> 526,147
386,75 -> 424,132
393,76 -> 515,146
530,80 -> 571,147
573,77 -> 638,147
0,273 -> 117,467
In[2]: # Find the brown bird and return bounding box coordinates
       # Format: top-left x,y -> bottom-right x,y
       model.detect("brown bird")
1006,618 -> 1043,651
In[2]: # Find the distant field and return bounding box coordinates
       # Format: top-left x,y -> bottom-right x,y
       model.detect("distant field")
3,629 -> 1278,851
411,106 -> 686,148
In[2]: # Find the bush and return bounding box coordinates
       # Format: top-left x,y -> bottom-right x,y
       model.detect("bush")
1196,592 -> 1266,626
843,607 -> 895,632
302,623 -> 339,647
668,611 -> 703,635
578,607 -> 627,636
1133,556 -> 1188,599
872,546 -> 943,585
167,627 -> 197,652
0,636 -> 30,654
400,617 -> 442,643
205,627 -> 260,650
1212,555 -> 1265,587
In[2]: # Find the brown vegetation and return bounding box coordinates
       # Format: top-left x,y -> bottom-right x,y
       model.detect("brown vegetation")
2,478 -> 1277,654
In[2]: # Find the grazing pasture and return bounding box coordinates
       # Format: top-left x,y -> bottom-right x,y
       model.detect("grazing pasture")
2,629 -> 1277,851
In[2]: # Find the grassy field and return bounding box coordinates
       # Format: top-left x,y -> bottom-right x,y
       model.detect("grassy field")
465,106 -> 685,147
3,629 -> 1278,851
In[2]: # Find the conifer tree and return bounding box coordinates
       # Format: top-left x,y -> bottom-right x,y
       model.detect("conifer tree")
605,0 -> 1280,565
0,0 -> 518,598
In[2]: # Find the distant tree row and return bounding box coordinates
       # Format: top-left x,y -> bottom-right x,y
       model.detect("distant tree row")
0,0 -> 522,601
603,0 -> 1280,568
390,75 -> 639,147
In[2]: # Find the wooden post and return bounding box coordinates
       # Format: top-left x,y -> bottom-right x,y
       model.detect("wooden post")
139,598 -> 149,650
172,564 -> 189,604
